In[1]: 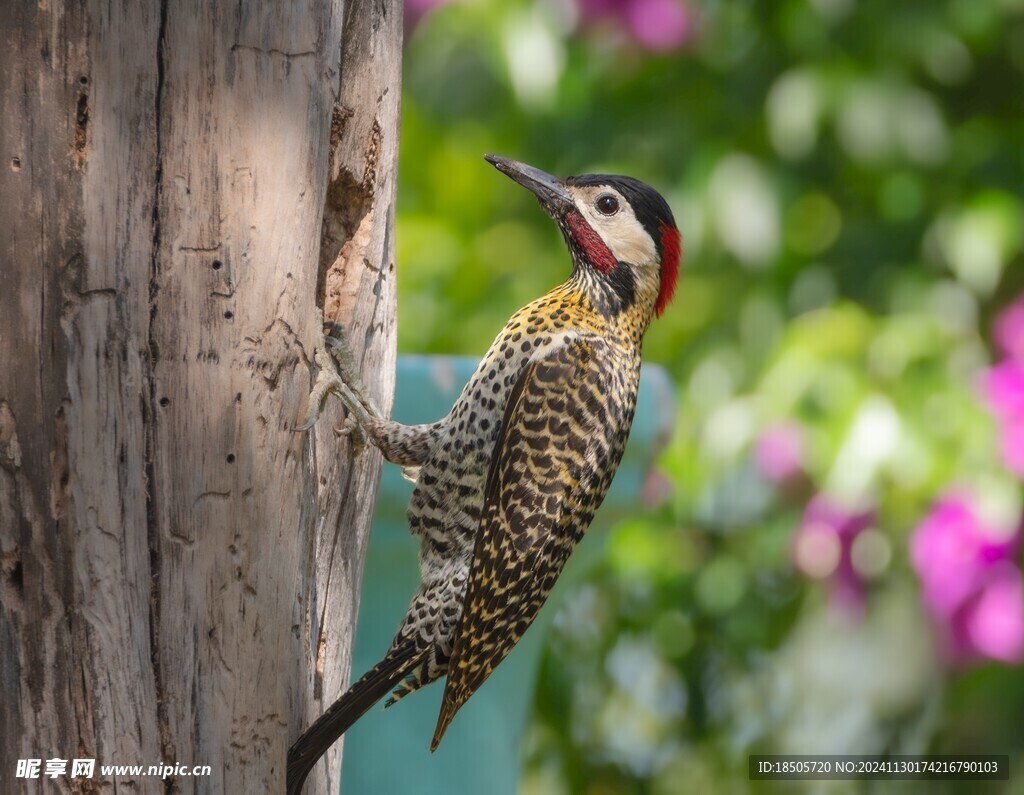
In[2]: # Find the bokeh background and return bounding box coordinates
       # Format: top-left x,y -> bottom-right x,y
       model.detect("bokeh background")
392,0 -> 1024,791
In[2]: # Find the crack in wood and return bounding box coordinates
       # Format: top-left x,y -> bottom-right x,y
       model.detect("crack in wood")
146,1 -> 176,790
61,254 -> 118,307
51,403 -> 69,522
231,43 -> 316,59
194,490 -> 232,505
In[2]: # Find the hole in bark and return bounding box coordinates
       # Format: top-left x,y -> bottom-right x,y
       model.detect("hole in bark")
159,397 -> 170,407
318,167 -> 373,309
211,260 -> 223,270
223,310 -> 233,319
79,75 -> 89,85
74,93 -> 89,162
3,554 -> 22,594
226,453 -> 236,464
10,157 -> 21,172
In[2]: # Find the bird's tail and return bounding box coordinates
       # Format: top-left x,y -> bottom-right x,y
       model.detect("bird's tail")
287,645 -> 423,795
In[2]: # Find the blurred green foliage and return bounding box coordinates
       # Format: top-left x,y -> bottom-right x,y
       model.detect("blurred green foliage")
396,0 -> 1024,792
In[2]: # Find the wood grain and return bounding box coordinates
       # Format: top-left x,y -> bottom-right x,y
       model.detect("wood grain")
0,0 -> 401,791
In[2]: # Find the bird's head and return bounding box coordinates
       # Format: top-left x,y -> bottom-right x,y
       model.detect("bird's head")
485,154 -> 681,318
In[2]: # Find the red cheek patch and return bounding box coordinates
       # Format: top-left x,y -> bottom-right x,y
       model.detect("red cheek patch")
567,211 -> 617,274
656,223 -> 681,317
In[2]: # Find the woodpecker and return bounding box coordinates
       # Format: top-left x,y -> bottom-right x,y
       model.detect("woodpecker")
288,155 -> 680,794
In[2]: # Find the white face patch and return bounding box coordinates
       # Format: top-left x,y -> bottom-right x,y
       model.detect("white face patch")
566,184 -> 663,310
567,185 -> 659,270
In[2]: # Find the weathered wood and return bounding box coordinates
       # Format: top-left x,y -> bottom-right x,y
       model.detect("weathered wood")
0,0 -> 401,791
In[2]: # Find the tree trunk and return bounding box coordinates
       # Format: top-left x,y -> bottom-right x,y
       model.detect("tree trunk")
0,1 -> 400,792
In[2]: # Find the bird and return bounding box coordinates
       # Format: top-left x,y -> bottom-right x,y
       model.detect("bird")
288,154 -> 681,794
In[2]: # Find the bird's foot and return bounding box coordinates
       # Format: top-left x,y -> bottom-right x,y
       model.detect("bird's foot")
296,310 -> 381,455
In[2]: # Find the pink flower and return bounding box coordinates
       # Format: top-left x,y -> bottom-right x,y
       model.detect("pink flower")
754,422 -> 806,484
994,296 -> 1024,365
578,0 -> 696,52
980,361 -> 1024,478
983,361 -> 1024,420
911,493 -> 1018,616
953,565 -> 1024,664
792,495 -> 875,616
981,295 -> 1024,479
910,492 -> 1023,665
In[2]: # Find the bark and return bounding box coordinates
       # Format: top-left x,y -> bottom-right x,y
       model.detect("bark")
0,1 -> 400,792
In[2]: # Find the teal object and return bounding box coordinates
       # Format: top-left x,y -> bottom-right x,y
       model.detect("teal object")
340,355 -> 675,795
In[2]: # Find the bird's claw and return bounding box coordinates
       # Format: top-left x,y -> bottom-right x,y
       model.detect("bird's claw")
297,309 -> 377,453
333,415 -> 359,438
333,416 -> 367,456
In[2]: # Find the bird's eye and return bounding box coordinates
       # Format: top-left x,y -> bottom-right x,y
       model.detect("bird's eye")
596,195 -> 619,215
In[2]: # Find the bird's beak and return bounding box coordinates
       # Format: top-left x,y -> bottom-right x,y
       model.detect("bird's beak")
485,154 -> 573,215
